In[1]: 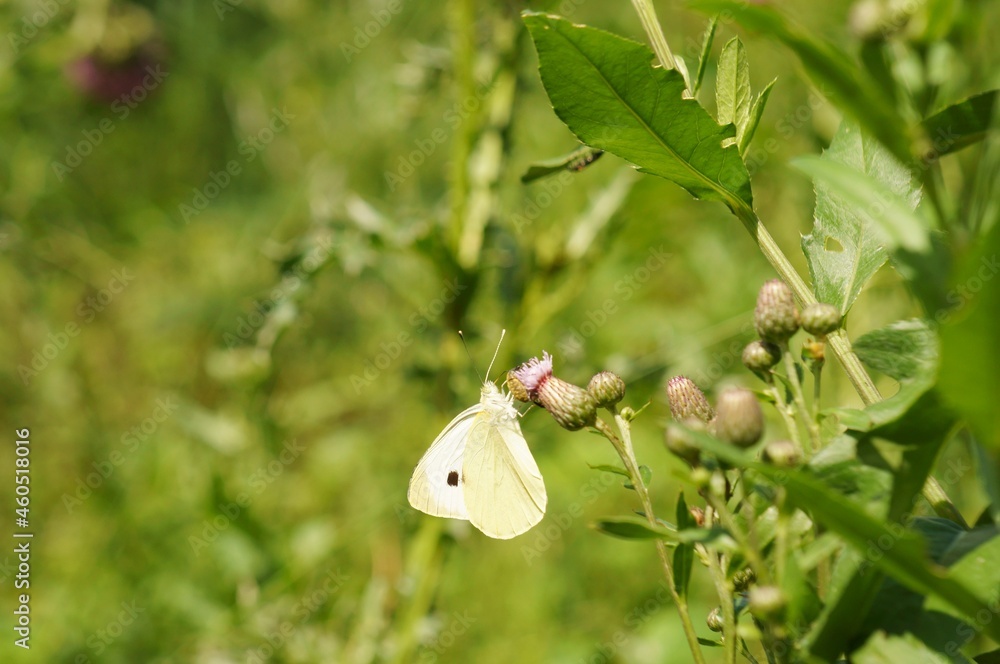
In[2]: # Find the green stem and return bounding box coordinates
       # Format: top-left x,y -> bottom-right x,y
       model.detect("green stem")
704,540 -> 738,664
629,0 -> 680,75
594,416 -> 708,664
781,344 -> 821,453
765,381 -> 804,454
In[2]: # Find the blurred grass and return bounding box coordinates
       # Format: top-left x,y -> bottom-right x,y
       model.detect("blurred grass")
0,0 -> 996,662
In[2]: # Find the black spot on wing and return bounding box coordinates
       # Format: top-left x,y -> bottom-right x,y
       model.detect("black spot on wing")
447,471 -> 459,487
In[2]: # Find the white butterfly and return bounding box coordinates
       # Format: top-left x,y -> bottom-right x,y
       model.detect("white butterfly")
407,333 -> 547,539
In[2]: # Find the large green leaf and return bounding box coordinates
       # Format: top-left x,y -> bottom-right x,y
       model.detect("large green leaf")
939,220 -> 1000,452
687,0 -> 913,163
922,90 -> 999,156
523,12 -> 753,209
853,632 -> 975,664
800,122 -> 921,314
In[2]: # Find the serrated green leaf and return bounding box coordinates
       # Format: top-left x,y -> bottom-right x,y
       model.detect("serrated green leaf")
688,0 -> 913,163
693,16 -> 718,97
794,154 -> 929,253
853,319 -> 938,386
521,145 -> 604,183
739,77 -> 776,155
717,37 -> 751,140
922,90 -> 999,156
800,121 -> 922,314
523,12 -> 752,209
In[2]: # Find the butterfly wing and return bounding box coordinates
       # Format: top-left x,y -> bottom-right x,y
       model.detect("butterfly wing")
462,415 -> 547,539
407,404 -> 482,520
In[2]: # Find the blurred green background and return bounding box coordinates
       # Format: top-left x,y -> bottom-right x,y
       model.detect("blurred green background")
1,0 -> 997,662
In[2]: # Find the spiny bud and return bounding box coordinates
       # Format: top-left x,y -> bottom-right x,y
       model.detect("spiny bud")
732,567 -> 757,592
742,340 -> 782,373
754,279 -> 800,343
748,586 -> 787,622
801,303 -> 841,337
666,376 -> 714,423
706,607 -> 724,632
509,352 -> 597,430
763,440 -> 801,468
664,418 -> 704,466
714,387 -> 764,448
587,371 -> 626,408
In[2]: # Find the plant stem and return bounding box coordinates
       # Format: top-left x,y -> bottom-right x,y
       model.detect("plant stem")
780,344 -> 821,452
629,0 -> 680,74
765,381 -> 804,453
594,416 -> 708,664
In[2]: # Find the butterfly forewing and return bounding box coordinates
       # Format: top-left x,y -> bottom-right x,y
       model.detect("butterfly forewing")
407,404 -> 482,520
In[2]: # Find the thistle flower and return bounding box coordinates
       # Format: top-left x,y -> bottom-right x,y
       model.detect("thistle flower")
742,340 -> 781,373
801,303 -> 841,337
665,376 -> 714,424
754,279 -> 800,343
509,352 -> 596,430
587,371 -> 626,408
714,387 -> 764,448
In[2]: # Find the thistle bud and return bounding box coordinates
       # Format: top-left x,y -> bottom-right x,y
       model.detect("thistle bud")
509,352 -> 597,430
714,387 -> 764,448
587,371 -> 626,408
706,607 -> 724,632
537,376 -> 598,431
801,303 -> 841,337
749,586 -> 787,623
664,418 -> 704,465
732,567 -> 757,592
754,279 -> 800,343
742,340 -> 781,373
763,440 -> 801,468
619,406 -> 636,421
666,376 -> 714,423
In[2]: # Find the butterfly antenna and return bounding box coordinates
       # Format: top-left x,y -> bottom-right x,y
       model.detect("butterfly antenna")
485,328 -> 506,382
457,331 -> 484,384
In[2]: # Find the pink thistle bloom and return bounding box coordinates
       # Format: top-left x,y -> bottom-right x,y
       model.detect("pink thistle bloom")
509,351 -> 553,401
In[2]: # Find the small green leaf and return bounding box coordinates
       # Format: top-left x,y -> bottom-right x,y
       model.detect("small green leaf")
587,463 -> 629,478
523,12 -> 753,209
693,16 -> 719,97
921,90 -> 999,156
853,319 -> 938,386
521,145 -> 604,183
739,77 -> 776,155
674,492 -> 695,599
716,37 -> 751,137
800,121 -> 921,315
592,515 -> 736,549
639,465 -> 652,486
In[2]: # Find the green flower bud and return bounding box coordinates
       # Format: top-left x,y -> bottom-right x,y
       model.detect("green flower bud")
763,440 -> 801,468
706,607 -> 724,632
801,303 -> 841,337
537,375 -> 597,431
665,376 -> 714,423
742,340 -> 782,373
754,279 -> 800,343
619,406 -> 636,421
587,371 -> 626,408
714,387 -> 764,448
664,418 -> 704,466
732,567 -> 757,592
749,585 -> 787,623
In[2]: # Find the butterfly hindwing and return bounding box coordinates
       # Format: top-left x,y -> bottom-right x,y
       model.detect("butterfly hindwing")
462,413 -> 546,539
